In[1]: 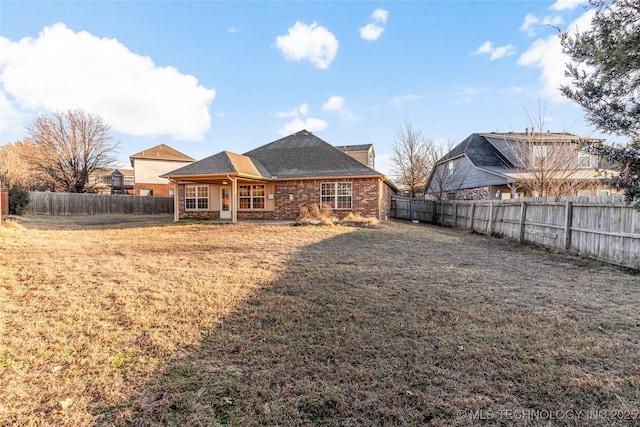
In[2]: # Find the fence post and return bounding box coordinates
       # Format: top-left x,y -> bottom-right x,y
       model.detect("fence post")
519,201 -> 527,242
564,201 -> 573,250
488,202 -> 494,236
469,202 -> 475,231
453,203 -> 457,228
431,201 -> 436,224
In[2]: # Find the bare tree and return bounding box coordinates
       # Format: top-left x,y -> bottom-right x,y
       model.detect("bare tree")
504,104 -> 609,199
0,139 -> 53,190
425,140 -> 468,200
389,122 -> 434,198
26,110 -> 119,193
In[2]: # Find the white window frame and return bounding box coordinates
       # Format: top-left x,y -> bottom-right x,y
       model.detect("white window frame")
532,145 -> 547,168
238,184 -> 266,210
577,147 -> 591,169
321,182 -> 353,210
185,185 -> 209,210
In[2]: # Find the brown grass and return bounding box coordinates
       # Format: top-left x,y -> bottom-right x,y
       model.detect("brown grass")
1,217 -> 639,426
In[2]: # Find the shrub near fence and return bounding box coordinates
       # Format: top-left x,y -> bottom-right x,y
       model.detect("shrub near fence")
25,192 -> 174,216
391,196 -> 640,270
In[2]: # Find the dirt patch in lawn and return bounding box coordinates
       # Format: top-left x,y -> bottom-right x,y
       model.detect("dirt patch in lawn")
1,219 -> 638,426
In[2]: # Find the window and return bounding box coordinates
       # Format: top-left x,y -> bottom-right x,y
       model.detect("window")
532,145 -> 547,168
140,189 -> 153,197
239,184 -> 265,209
185,185 -> 209,210
577,147 -> 591,168
321,182 -> 352,210
448,161 -> 454,176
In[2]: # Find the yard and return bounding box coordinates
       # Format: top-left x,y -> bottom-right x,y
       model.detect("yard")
1,217 -> 639,426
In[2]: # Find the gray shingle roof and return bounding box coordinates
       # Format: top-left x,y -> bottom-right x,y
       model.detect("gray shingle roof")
439,133 -> 514,169
163,151 -> 268,177
162,130 -> 383,180
244,130 -> 381,179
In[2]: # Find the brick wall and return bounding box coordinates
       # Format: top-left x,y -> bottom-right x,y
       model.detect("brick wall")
378,180 -> 397,220
273,178 -> 384,220
176,177 -> 393,221
135,183 -> 175,197
1,188 -> 8,216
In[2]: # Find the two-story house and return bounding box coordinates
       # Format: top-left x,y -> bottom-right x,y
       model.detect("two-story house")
425,131 -> 618,200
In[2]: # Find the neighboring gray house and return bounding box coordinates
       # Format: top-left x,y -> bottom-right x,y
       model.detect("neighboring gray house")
161,130 -> 397,222
425,132 -> 617,200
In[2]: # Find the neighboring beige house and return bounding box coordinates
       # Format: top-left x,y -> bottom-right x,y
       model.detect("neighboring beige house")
336,144 -> 375,169
129,144 -> 194,197
161,130 -> 396,223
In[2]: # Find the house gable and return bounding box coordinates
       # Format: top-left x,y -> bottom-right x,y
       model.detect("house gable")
130,144 -> 195,165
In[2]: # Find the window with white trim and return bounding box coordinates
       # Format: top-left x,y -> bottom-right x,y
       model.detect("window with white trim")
321,182 -> 352,210
577,147 -> 591,169
185,185 -> 209,210
239,184 -> 266,209
532,145 -> 547,168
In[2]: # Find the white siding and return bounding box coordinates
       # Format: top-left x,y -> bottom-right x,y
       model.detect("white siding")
134,159 -> 193,184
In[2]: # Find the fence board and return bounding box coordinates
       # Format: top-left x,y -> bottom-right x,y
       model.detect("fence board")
391,196 -> 640,270
25,192 -> 174,216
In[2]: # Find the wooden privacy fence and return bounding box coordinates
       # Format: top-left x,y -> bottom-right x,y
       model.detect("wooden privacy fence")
391,196 -> 640,270
25,192 -> 174,216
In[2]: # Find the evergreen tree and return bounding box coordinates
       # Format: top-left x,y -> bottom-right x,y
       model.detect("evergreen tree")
560,0 -> 640,206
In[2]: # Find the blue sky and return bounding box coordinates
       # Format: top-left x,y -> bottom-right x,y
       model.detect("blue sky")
0,0 -> 610,176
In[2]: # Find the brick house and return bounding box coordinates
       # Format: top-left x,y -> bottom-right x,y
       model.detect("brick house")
161,130 -> 397,222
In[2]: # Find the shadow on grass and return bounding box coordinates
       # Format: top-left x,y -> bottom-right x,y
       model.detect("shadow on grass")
104,223 -> 640,426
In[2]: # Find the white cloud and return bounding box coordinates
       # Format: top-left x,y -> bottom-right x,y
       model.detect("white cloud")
542,16 -> 564,27
275,22 -> 338,69
276,102 -> 328,135
451,86 -> 484,105
0,23 -> 215,141
322,95 -> 344,111
521,13 -> 540,36
371,9 -> 388,24
551,0 -> 587,11
276,103 -> 309,118
322,95 -> 357,121
360,24 -> 385,41
473,41 -> 515,60
521,14 -> 564,37
517,10 -> 595,103
279,117 -> 327,136
360,9 -> 388,41
391,94 -> 422,109
0,89 -> 25,141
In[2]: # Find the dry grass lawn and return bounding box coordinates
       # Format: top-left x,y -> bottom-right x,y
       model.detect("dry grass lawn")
1,216 -> 639,426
